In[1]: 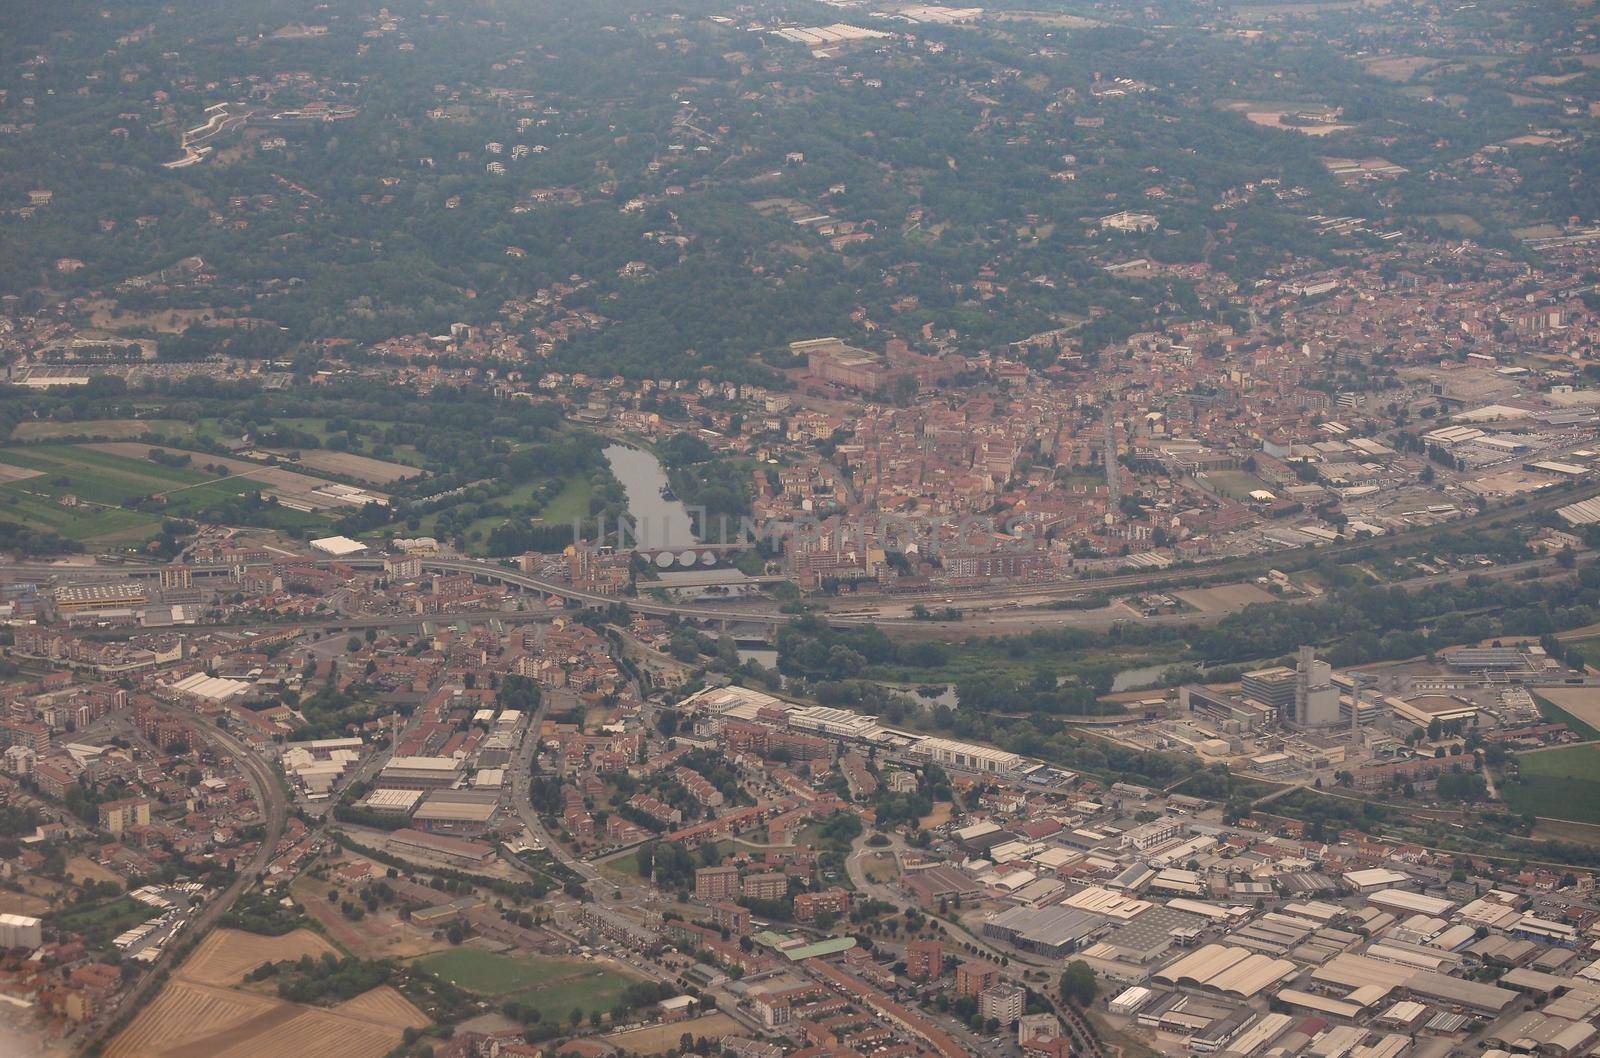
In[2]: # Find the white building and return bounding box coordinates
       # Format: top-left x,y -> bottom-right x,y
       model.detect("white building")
0,913 -> 43,950
913,737 -> 1025,776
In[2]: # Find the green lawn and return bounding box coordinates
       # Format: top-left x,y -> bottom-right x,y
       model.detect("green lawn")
867,642 -> 1182,688
1503,742 -> 1600,823
0,444 -> 326,541
54,896 -> 154,943
412,949 -> 642,1022
426,471 -> 593,555
539,474 -> 594,524
0,444 -> 267,540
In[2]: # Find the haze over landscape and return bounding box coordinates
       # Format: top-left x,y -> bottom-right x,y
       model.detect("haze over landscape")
4,2 -> 1600,1058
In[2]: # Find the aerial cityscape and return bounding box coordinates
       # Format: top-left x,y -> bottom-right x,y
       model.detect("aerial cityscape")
3,1 -> 1600,1058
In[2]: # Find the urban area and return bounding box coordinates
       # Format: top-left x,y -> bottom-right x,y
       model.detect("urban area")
5,0 -> 1600,1057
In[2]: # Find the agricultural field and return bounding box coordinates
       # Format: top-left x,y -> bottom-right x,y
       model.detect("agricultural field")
88,443 -> 387,514
1533,690 -> 1600,741
602,1012 -> 743,1054
11,418 -> 187,442
412,948 -> 644,1023
280,449 -> 421,486
0,444 -> 261,541
106,928 -> 423,1058
0,461 -> 42,485
1175,584 -> 1277,613
180,928 -> 339,987
1502,743 -> 1600,824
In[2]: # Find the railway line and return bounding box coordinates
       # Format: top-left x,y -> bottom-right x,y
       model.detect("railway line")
1,479 -> 1593,634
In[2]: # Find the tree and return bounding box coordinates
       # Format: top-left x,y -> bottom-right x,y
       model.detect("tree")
1060,960 -> 1097,1007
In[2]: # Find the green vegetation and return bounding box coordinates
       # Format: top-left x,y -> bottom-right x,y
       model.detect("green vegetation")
0,442 -> 325,542
6,0 -> 1592,384
219,888 -> 310,936
253,954 -> 398,1006
0,382 -> 630,556
1060,960 -> 1099,1007
412,949 -> 643,1025
54,896 -> 154,947
1502,743 -> 1600,824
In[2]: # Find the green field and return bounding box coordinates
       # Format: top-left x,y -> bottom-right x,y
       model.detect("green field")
1502,743 -> 1600,823
412,949 -> 642,1022
0,443 -> 326,541
0,444 -> 252,540
54,895 -> 155,943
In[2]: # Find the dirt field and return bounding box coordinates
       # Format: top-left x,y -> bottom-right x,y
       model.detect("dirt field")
918,802 -> 954,829
1176,584 -> 1275,613
284,450 -> 419,485
990,11 -> 1107,26
106,928 -> 424,1058
85,443 -> 388,512
1243,111 -> 1352,135
0,891 -> 52,916
1464,468 -> 1560,497
1362,56 -> 1436,81
0,459 -> 42,484
292,876 -> 440,960
331,985 -> 431,1028
861,851 -> 901,884
603,1013 -> 744,1054
84,301 -> 219,333
105,979 -> 419,1058
66,856 -> 126,887
1533,687 -> 1600,732
180,928 -> 340,987
12,420 -> 186,442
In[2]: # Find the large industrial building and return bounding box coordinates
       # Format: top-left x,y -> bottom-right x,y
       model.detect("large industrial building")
981,904 -> 1103,958
378,755 -> 465,789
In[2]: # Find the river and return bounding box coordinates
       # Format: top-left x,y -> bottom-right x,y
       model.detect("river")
602,443 -> 700,550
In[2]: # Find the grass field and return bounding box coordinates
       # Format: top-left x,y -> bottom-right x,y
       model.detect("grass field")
1503,743 -> 1600,823
12,419 -> 187,441
1200,469 -> 1272,501
438,472 -> 593,555
0,444 -> 256,541
867,641 -> 1181,687
54,896 -> 155,941
413,949 -> 642,1023
0,443 -> 330,540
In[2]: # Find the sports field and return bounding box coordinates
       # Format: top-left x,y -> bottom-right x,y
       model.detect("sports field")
1502,742 -> 1600,824
413,948 -> 643,1023
604,1012 -> 743,1054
